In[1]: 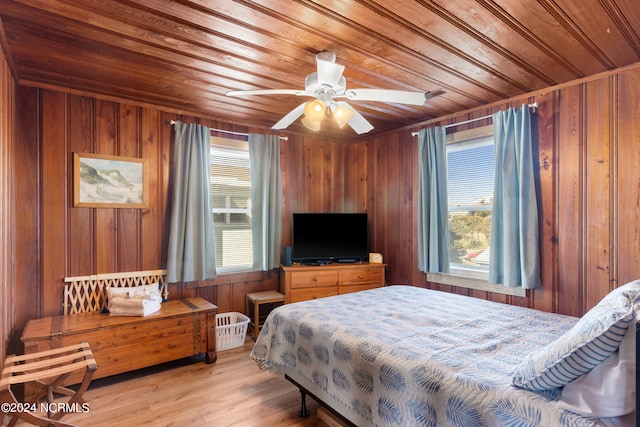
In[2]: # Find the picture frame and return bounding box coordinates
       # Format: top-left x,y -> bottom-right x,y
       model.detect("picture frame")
73,152 -> 148,208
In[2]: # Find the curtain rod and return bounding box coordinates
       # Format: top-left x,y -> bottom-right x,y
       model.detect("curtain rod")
411,102 -> 538,137
170,120 -> 288,141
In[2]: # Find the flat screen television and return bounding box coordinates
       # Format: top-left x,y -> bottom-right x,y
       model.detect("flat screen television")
292,213 -> 369,264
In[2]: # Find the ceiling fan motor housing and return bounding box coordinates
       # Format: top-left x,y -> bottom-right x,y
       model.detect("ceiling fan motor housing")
305,72 -> 346,103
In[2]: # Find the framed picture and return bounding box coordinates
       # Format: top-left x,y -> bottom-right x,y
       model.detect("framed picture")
73,152 -> 148,208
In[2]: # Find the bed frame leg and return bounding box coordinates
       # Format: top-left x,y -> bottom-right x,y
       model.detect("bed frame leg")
298,389 -> 309,418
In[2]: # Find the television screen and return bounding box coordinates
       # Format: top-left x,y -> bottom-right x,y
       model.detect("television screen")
292,213 -> 369,264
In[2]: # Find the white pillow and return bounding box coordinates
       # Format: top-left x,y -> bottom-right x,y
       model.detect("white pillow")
512,280 -> 640,391
557,311 -> 636,417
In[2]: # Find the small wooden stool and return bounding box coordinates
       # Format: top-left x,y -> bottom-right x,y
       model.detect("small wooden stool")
1,342 -> 97,427
245,290 -> 285,340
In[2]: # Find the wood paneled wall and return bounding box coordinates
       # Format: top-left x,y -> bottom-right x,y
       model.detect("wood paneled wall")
14,93 -> 288,327
7,90 -> 353,348
355,66 -> 640,318
5,57 -> 640,361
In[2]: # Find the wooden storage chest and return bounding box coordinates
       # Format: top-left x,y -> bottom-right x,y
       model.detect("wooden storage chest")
21,297 -> 217,385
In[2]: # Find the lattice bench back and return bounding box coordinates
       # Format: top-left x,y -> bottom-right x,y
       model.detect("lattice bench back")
63,270 -> 168,315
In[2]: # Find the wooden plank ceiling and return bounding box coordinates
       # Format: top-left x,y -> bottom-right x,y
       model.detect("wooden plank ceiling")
1,0 -> 640,141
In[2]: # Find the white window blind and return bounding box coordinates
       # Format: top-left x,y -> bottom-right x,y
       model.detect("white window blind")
446,130 -> 494,279
210,138 -> 253,273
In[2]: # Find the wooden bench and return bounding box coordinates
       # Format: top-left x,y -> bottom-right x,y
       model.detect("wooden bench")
20,270 -> 217,386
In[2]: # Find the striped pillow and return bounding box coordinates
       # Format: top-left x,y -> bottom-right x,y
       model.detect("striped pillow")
512,280 -> 640,391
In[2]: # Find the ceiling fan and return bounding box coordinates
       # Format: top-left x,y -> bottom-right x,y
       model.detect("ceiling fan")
226,51 -> 444,135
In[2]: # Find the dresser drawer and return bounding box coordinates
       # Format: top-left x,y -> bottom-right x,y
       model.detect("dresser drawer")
289,270 -> 339,289
339,267 -> 384,285
289,287 -> 338,303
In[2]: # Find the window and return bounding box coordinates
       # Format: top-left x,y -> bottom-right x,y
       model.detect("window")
446,126 -> 494,280
210,137 -> 253,273
429,124 -> 527,297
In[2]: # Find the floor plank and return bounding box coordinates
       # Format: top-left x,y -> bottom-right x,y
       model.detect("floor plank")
4,339 -> 327,427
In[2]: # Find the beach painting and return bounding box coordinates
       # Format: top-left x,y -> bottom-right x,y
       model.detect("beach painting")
73,153 -> 148,208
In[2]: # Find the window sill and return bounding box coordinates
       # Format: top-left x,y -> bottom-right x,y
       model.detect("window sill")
426,272 -> 527,297
217,266 -> 254,275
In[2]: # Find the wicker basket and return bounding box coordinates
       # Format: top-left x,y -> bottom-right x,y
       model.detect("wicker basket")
215,312 -> 250,351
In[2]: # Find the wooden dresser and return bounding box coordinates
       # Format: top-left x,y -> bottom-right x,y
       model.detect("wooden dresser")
281,263 -> 386,303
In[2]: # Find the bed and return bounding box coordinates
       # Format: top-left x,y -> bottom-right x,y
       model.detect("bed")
251,283 -> 639,427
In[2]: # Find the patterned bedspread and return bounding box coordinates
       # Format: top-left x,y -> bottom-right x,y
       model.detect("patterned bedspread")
251,285 -> 625,427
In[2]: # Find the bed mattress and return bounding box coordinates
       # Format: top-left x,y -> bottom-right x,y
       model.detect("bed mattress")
251,285 -> 628,426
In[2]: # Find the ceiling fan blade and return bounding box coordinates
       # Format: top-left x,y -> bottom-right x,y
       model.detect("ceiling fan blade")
271,103 -> 307,130
227,89 -> 307,97
337,102 -> 374,135
342,88 -> 440,106
316,59 -> 345,87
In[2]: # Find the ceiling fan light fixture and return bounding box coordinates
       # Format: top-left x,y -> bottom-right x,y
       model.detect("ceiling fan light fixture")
303,99 -> 325,122
331,104 -> 354,128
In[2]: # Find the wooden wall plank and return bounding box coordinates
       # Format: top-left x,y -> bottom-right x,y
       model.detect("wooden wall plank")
140,109 -> 165,270
41,90 -> 68,316
345,140 -> 367,213
374,135 -> 389,261
617,71 -> 640,284
282,136 -> 304,224
584,78 -> 613,308
533,91 -> 558,314
279,138 -> 293,247
310,139 -> 328,211
68,96 -> 95,276
1,46 -> 17,363
116,103 -> 141,272
13,85 -> 40,328
379,133 -> 398,284
397,130 -> 416,286
556,84 -> 584,317
95,100 -> 118,273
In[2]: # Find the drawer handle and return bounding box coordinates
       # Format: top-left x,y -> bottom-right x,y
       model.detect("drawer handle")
313,277 -> 318,282
358,275 -> 364,279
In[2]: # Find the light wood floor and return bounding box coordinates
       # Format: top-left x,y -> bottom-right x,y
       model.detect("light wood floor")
7,338 -> 328,427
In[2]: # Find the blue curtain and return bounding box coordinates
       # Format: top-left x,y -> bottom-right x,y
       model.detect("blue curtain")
166,121 -> 216,283
417,126 -> 450,273
249,134 -> 282,271
489,105 -> 541,288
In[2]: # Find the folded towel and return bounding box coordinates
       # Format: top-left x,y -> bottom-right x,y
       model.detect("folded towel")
108,293 -> 162,317
109,301 -> 161,317
108,291 -> 161,310
109,295 -> 161,309
127,287 -> 152,299
129,289 -> 162,301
